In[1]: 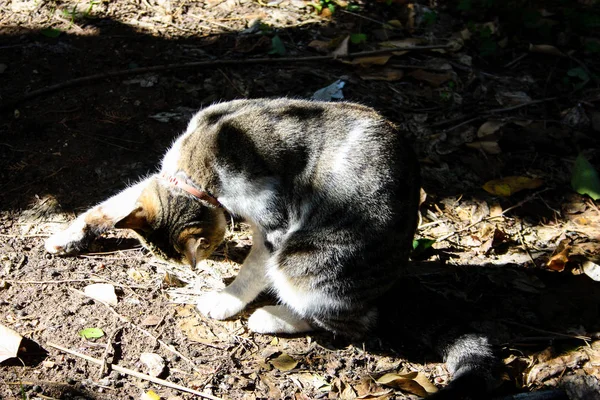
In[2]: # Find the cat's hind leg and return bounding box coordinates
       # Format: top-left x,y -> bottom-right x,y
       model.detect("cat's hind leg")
45,178 -> 151,254
197,228 -> 270,320
248,305 -> 312,334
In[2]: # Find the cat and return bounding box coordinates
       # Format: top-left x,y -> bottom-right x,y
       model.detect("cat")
45,98 -> 495,396
46,98 -> 421,336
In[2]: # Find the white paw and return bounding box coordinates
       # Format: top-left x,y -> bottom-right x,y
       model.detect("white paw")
197,291 -> 247,320
248,306 -> 313,334
45,222 -> 88,254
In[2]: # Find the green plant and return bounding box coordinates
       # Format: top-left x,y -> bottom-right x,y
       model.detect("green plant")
350,33 -> 367,44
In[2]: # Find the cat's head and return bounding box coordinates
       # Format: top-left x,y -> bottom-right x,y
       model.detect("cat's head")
115,179 -> 226,267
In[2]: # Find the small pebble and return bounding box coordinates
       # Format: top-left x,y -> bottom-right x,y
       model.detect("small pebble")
32,385 -> 42,393
67,378 -> 77,385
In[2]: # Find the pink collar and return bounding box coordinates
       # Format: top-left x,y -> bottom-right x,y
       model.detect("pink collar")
160,173 -> 221,208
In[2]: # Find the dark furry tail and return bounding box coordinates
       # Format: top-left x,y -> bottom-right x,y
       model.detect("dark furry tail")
430,333 -> 498,400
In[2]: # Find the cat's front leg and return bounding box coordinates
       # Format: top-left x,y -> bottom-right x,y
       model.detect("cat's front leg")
197,229 -> 270,320
45,179 -> 151,254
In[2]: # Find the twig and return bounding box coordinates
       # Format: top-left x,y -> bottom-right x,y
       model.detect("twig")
0,44 -> 452,110
99,326 -> 124,378
434,188 -> 550,243
46,342 -> 223,400
487,97 -> 559,114
68,287 -> 224,375
500,320 -> 591,342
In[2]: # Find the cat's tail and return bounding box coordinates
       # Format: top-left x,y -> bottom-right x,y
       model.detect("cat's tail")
430,332 -> 498,400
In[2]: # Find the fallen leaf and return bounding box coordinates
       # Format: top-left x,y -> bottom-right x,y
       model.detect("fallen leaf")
331,36 -> 349,58
140,353 -> 166,377
269,34 -> 286,56
376,371 -> 437,397
308,39 -> 331,53
583,260 -> 600,281
547,240 -> 570,272
529,44 -> 566,57
78,327 -> 105,340
349,55 -> 392,66
178,317 -> 219,344
408,69 -> 453,87
127,268 -> 150,282
83,283 -> 118,305
495,91 -> 532,106
357,68 -> 403,81
483,176 -> 543,197
466,140 -> 502,154
312,80 -> 345,101
42,360 -> 56,368
571,154 -> 600,200
141,315 -> 162,326
163,272 -> 186,288
477,120 -> 505,138
141,390 -> 161,400
0,324 -> 22,363
270,353 -> 298,371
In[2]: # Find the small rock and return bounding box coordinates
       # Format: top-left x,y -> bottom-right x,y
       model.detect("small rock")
140,353 -> 166,378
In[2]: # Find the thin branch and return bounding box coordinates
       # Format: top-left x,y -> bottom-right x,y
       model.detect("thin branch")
47,342 -> 223,400
0,44 -> 452,110
434,189 -> 550,243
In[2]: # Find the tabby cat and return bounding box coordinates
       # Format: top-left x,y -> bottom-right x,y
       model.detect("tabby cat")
45,98 -> 494,396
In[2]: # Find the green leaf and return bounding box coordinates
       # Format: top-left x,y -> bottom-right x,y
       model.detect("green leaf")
346,4 -> 360,12
571,154 -> 600,200
78,327 -> 105,339
269,35 -> 286,56
412,238 -> 435,254
567,67 -> 589,82
327,3 -> 335,13
40,28 -> 62,38
350,33 -> 367,44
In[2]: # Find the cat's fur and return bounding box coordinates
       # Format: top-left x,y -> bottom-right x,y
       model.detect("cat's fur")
46,98 -> 495,395
47,98 -> 420,336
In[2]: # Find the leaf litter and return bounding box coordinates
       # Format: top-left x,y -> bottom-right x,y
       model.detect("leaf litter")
1,0 -> 600,399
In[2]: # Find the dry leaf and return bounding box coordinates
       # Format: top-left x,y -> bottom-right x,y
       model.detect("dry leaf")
308,40 -> 331,53
178,317 -> 219,344
348,55 -> 391,67
547,240 -> 570,272
141,390 -> 161,400
331,36 -> 349,58
408,70 -> 453,87
140,353 -> 166,377
127,267 -> 150,282
376,371 -> 437,397
529,44 -> 566,57
83,283 -> 118,305
358,68 -> 404,81
270,353 -> 298,371
482,176 -> 543,197
477,121 -> 505,138
0,323 -> 22,363
583,260 -> 600,281
163,272 -> 186,288
466,140 -> 502,154
141,315 -> 162,326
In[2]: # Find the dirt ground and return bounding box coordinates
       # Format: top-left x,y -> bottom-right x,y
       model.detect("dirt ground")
1,1 -> 600,399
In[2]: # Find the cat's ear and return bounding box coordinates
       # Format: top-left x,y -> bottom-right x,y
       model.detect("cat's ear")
114,205 -> 150,230
183,237 -> 210,268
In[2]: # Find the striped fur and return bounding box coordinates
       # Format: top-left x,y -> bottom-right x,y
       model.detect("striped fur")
46,98 -> 420,337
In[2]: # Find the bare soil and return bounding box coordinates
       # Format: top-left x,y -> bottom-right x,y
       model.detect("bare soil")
1,1 -> 600,399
